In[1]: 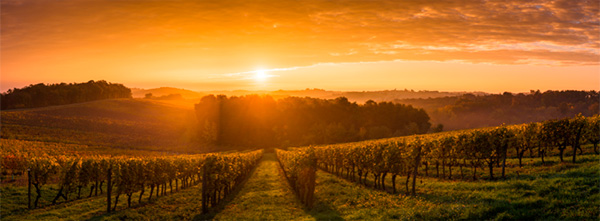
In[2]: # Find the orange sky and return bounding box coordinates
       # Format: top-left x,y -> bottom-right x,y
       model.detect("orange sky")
1,0 -> 599,93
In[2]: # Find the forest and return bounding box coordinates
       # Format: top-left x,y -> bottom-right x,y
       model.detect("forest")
1,80 -> 131,110
195,95 -> 431,148
397,90 -> 599,130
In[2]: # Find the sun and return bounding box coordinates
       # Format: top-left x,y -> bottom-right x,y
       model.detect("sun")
254,70 -> 268,81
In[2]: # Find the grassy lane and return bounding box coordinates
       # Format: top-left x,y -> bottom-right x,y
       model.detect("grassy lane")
213,153 -> 314,220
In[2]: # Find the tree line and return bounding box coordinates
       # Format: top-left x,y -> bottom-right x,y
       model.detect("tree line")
195,95 -> 431,148
398,90 -> 599,130
1,80 -> 132,110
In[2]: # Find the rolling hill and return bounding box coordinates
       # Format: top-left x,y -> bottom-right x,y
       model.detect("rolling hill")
131,87 -> 469,104
1,98 -> 202,155
131,87 -> 205,99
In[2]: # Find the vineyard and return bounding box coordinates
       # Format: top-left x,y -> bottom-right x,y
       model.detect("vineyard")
271,114 -> 599,219
2,0 -> 598,218
310,114 -> 598,194
1,114 -> 598,220
2,149 -> 262,218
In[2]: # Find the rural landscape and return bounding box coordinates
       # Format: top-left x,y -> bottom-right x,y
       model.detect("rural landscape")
2,0 -> 599,220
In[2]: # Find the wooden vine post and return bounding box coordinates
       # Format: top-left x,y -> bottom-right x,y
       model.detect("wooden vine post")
107,165 -> 112,213
201,159 -> 210,214
27,168 -> 31,209
412,146 -> 422,195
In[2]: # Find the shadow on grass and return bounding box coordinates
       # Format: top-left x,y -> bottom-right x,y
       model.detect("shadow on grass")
306,200 -> 344,221
318,168 -> 413,196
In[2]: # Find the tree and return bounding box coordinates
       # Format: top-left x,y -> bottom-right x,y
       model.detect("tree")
431,124 -> 444,133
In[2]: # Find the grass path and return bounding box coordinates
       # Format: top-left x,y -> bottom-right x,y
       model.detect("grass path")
213,152 -> 314,220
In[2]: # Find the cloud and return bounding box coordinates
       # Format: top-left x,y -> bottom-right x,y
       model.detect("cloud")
1,0 -> 598,76
303,0 -> 599,65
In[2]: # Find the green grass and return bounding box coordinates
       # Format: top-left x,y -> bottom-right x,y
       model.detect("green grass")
93,185 -> 205,220
2,179 -> 202,220
1,181 -> 121,217
213,153 -> 314,220
313,154 -> 600,220
3,183 -> 110,221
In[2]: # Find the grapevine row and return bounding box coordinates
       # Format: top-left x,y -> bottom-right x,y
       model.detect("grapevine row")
201,150 -> 263,213
315,140 -> 423,194
275,148 -> 317,208
9,150 -> 263,213
312,115 -> 598,194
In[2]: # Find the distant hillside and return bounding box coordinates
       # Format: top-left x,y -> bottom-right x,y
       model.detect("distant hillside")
266,89 -> 468,103
131,87 -> 205,99
130,87 -> 472,104
197,88 -> 475,104
396,90 -> 599,130
1,99 -> 202,154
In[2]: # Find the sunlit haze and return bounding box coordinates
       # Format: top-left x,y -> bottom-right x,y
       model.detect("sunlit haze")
1,0 -> 598,93
254,70 -> 269,82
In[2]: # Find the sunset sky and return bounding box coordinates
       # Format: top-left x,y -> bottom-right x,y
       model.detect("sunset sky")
1,0 -> 598,93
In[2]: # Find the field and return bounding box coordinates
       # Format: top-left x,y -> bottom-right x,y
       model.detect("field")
1,99 -> 598,220
1,98 -> 200,155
